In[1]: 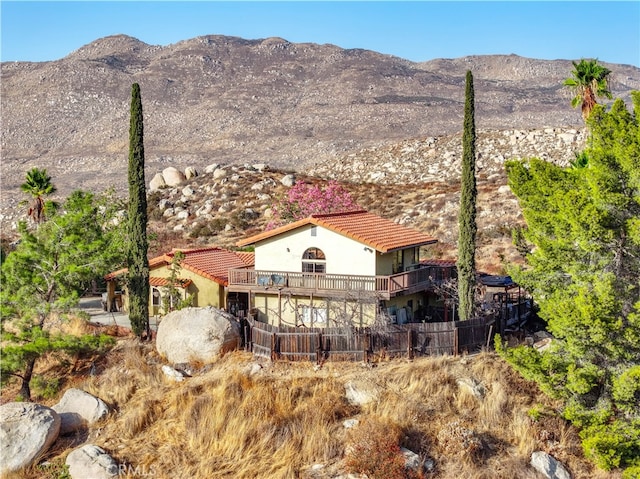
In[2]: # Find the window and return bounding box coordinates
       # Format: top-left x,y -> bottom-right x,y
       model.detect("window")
393,248 -> 417,273
310,225 -> 317,237
302,247 -> 326,273
300,305 -> 327,326
392,250 -> 403,274
152,288 -> 161,307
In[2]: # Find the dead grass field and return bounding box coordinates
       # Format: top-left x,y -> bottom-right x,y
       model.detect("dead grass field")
4,339 -> 622,479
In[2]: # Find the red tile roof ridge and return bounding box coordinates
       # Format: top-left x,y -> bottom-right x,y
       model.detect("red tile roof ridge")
237,209 -> 437,252
309,209 -> 368,219
168,246 -> 224,255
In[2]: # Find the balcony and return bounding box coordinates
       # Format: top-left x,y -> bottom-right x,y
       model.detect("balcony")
228,265 -> 452,300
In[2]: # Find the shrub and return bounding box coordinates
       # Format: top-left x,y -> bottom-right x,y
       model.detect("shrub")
436,420 -> 484,463
345,417 -> 415,479
31,375 -> 61,400
580,419 -> 640,471
623,466 -> 640,479
612,365 -> 640,415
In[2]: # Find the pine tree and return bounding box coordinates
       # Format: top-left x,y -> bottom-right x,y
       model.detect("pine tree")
127,83 -> 150,338
456,70 -> 478,321
500,93 -> 640,472
1,191 -> 121,400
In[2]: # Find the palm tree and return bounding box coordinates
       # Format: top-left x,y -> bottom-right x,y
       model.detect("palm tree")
563,59 -> 612,121
20,167 -> 57,224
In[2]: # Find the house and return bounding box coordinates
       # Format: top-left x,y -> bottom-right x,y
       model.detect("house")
105,247 -> 254,316
227,210 -> 454,327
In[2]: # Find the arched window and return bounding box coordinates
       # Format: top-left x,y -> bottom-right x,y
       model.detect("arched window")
152,288 -> 161,307
302,247 -> 326,273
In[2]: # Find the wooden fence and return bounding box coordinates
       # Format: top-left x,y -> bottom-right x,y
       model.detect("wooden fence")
245,317 -> 492,362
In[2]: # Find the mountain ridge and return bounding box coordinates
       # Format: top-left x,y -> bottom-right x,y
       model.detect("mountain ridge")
1,34 -> 638,228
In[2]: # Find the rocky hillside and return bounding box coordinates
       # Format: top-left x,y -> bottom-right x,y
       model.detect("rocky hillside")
1,33 -> 638,216
1,120 -> 587,273
134,123 -> 585,273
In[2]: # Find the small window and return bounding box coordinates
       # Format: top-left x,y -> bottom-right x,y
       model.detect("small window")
302,247 -> 326,273
300,305 -> 327,326
152,288 -> 161,307
310,225 -> 317,237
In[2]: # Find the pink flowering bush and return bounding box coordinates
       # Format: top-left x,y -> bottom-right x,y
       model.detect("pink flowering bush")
267,181 -> 358,229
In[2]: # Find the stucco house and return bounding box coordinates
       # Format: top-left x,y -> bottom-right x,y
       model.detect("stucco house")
227,210 -> 455,327
105,247 -> 254,316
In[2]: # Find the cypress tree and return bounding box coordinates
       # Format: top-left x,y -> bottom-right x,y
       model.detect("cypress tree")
127,83 -> 150,338
456,70 -> 477,321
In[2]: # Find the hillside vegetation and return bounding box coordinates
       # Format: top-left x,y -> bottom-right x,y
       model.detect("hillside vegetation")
4,341 -> 619,479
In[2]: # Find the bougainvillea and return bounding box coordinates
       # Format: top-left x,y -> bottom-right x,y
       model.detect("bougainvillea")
267,181 -> 358,229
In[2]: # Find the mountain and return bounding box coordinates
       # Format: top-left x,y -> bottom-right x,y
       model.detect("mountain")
1,34 -> 639,226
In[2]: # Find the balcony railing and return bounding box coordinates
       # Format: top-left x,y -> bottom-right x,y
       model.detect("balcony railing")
228,265 -> 452,298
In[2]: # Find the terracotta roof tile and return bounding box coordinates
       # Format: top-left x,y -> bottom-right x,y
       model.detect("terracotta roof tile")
237,210 -> 437,252
106,247 -> 252,286
149,277 -> 192,288
235,251 -> 255,266
167,247 -> 253,286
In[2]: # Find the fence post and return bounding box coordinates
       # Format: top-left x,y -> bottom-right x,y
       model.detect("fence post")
271,332 -> 278,361
316,332 -> 323,364
408,328 -> 414,359
453,325 -> 459,356
363,331 -> 370,363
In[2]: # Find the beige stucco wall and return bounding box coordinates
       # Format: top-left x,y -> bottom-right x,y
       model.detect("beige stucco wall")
376,251 -> 394,275
253,292 -> 377,327
254,225 -> 377,275
147,263 -> 225,316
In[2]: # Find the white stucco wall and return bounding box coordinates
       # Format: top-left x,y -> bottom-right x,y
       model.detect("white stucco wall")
254,224 -> 378,276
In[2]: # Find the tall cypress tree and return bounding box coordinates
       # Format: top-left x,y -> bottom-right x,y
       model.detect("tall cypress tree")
456,70 -> 477,321
127,83 -> 150,338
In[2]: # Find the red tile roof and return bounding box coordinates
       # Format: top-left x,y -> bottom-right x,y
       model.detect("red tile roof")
237,210 -> 437,252
149,277 -> 192,288
106,247 -> 254,286
175,247 -> 254,285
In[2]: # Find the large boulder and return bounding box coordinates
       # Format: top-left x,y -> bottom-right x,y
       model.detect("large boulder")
149,172 -> 166,191
280,174 -> 296,187
66,444 -> 118,479
0,402 -> 61,474
213,168 -> 227,180
156,307 -> 241,364
162,167 -> 186,187
52,388 -> 110,435
530,451 -> 572,479
184,166 -> 198,179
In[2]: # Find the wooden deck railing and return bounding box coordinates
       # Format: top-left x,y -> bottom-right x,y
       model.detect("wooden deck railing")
228,266 -> 450,297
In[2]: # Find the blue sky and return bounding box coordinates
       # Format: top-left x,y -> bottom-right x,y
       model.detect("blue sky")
1,1 -> 639,66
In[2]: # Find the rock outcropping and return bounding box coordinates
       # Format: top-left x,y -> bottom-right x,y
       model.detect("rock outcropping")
0,402 -> 61,474
52,388 -> 110,434
156,307 -> 241,364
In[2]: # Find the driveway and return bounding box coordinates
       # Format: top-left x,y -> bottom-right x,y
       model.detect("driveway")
78,296 -> 159,331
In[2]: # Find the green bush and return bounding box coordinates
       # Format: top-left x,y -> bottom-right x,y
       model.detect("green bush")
581,419 -> 640,471
622,465 -> 640,479
613,365 -> 640,415
31,375 -> 61,400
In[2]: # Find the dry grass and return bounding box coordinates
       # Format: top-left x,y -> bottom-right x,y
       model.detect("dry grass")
6,342 -> 621,479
